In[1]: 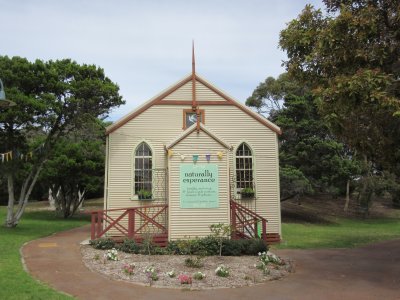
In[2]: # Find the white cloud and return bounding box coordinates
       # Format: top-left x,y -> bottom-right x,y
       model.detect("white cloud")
0,0 -> 324,121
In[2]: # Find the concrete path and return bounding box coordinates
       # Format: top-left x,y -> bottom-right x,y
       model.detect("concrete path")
22,226 -> 400,300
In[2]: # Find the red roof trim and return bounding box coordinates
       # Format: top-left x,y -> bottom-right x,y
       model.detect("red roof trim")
106,74 -> 282,135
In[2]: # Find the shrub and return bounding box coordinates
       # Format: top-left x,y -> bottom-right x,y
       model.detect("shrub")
221,239 -> 246,256
176,239 -> 197,255
89,238 -> 115,250
140,232 -> 156,255
164,241 -> 180,255
221,239 -> 268,256
193,271 -> 206,280
244,239 -> 268,255
192,236 -> 219,256
184,257 -> 204,268
118,239 -> 141,254
209,223 -> 231,256
215,265 -> 229,277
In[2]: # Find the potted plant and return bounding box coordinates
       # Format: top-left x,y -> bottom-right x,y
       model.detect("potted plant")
138,189 -> 152,200
240,187 -> 255,199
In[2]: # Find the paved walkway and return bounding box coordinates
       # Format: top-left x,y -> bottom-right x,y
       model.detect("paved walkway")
22,226 -> 400,300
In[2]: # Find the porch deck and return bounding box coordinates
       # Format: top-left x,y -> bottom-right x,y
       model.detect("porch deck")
90,200 -> 279,245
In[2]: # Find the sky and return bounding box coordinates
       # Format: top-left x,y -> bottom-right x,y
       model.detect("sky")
1,0 -> 324,121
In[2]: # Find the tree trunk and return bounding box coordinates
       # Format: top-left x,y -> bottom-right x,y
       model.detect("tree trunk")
78,189 -> 85,210
5,164 -> 43,227
48,187 -> 55,210
344,179 -> 350,212
5,174 -> 16,227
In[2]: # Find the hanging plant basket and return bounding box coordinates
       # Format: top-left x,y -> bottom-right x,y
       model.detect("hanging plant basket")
240,188 -> 255,199
138,189 -> 152,200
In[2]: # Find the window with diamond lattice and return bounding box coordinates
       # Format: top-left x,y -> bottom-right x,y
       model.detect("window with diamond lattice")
134,142 -> 152,194
236,143 -> 254,189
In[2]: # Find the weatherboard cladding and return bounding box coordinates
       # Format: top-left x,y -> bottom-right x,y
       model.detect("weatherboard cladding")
168,130 -> 229,240
105,74 -> 282,135
105,76 -> 281,237
163,80 -> 226,102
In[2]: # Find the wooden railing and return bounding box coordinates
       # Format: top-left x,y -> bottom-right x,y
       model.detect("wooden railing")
90,204 -> 168,245
230,200 -> 267,241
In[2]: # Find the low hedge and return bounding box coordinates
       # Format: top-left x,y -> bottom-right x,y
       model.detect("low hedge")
89,236 -> 268,256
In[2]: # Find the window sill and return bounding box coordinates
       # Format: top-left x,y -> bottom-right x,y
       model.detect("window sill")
235,194 -> 256,200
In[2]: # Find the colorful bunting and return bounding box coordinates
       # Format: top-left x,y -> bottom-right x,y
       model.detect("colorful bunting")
217,151 -> 223,159
0,144 -> 44,164
167,150 -> 227,162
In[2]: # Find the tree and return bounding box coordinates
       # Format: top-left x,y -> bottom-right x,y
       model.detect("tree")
247,73 -> 361,204
0,56 -> 124,227
272,93 -> 360,196
246,73 -> 306,115
42,118 -> 108,218
279,1 -> 400,208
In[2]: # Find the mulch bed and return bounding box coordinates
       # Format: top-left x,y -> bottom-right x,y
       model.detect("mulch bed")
81,246 -> 293,289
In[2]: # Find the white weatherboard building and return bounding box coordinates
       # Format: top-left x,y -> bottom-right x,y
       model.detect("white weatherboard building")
97,57 -> 282,244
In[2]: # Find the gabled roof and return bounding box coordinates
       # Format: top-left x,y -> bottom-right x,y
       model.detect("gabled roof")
166,123 -> 230,150
106,73 -> 282,135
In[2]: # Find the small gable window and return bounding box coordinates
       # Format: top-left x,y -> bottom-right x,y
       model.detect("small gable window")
236,143 -> 254,197
134,142 -> 152,197
183,109 -> 205,129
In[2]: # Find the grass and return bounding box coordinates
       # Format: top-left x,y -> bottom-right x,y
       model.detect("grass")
276,217 -> 400,249
0,206 -> 90,300
1,197 -> 399,298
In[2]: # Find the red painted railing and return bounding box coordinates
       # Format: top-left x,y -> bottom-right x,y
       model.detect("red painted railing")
230,200 -> 268,241
90,204 -> 168,246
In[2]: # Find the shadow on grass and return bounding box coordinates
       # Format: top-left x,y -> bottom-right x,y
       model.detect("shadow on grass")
281,208 -> 336,225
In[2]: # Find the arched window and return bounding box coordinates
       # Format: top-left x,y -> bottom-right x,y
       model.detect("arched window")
134,142 -> 152,195
236,143 -> 254,190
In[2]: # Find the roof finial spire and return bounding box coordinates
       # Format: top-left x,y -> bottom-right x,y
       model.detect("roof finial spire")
192,40 -> 196,76
191,40 -> 197,111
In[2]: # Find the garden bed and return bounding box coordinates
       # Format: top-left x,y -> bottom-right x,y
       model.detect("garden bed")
81,246 -> 293,289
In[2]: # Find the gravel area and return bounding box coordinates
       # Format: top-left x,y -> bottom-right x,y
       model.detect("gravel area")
81,246 -> 293,289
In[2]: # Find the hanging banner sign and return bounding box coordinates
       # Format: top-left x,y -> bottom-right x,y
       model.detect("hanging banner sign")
180,164 -> 219,208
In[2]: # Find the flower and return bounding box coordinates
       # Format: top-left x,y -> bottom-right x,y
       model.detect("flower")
144,265 -> 159,281
178,274 -> 192,284
257,251 -> 283,275
193,271 -> 205,280
215,265 -> 229,277
166,270 -> 176,278
122,263 -> 135,275
104,248 -> 118,261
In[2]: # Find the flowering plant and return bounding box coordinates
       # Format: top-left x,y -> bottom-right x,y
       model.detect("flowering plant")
144,265 -> 159,281
166,270 -> 176,278
178,274 -> 192,284
104,248 -> 118,261
193,271 -> 205,280
215,265 -> 229,277
122,263 -> 135,275
259,251 -> 282,265
256,251 -> 282,275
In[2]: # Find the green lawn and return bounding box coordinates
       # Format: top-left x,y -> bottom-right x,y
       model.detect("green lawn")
0,206 -> 89,300
1,201 -> 400,299
277,217 -> 400,249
